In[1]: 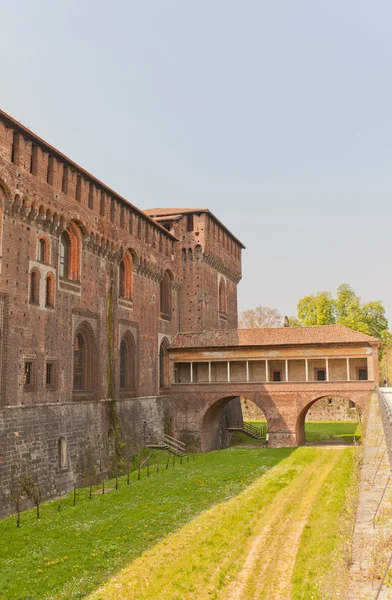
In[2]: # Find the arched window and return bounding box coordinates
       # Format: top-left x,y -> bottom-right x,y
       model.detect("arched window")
38,237 -> 49,262
119,333 -> 136,391
58,437 -> 68,468
160,271 -> 172,320
60,232 -> 70,278
219,278 -> 227,316
73,325 -> 95,392
30,269 -> 40,304
159,338 -> 170,389
45,273 -> 55,307
119,252 -> 133,300
60,222 -> 82,281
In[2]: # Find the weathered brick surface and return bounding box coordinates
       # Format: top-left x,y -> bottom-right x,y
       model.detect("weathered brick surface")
168,382 -> 373,450
0,111 -> 243,517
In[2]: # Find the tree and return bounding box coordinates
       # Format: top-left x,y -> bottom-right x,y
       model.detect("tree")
289,283 -> 390,346
297,292 -> 335,326
239,306 -> 282,328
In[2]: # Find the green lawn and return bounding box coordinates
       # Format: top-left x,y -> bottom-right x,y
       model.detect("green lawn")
88,447 -> 358,600
0,447 -> 292,600
305,421 -> 361,443
230,420 -> 361,446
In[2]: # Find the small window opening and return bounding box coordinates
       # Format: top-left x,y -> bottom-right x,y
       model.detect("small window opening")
38,238 -> 46,262
88,183 -> 94,209
62,165 -> 68,194
186,214 -> 194,232
45,274 -> 55,307
46,362 -> 56,388
24,361 -> 34,389
58,438 -> 68,468
110,198 -> 115,223
76,174 -> 82,201
358,369 -> 368,381
11,132 -> 18,163
30,145 -> 38,175
100,191 -> 105,216
47,156 -> 54,185
30,270 -> 39,304
60,232 -> 70,278
317,370 -> 326,381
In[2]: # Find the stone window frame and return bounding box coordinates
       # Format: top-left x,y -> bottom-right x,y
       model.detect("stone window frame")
23,358 -> 37,391
45,360 -> 58,391
119,331 -> 137,393
58,437 -> 68,469
218,276 -> 227,318
72,320 -> 96,397
160,270 -> 172,321
45,272 -> 55,308
29,268 -> 40,305
37,234 -> 50,263
119,251 -> 134,302
159,336 -> 170,390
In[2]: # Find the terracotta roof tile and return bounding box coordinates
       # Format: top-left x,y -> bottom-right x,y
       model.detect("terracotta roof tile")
170,325 -> 380,349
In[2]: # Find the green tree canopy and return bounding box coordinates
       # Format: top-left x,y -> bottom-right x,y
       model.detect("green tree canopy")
290,283 -> 389,345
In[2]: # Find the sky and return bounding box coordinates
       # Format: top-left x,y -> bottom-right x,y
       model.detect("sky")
1,1 -> 392,321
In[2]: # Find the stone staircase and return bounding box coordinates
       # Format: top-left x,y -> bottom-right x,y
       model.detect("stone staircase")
227,421 -> 267,440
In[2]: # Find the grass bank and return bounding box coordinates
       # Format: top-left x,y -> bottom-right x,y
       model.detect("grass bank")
89,447 -> 358,600
0,447 -> 291,600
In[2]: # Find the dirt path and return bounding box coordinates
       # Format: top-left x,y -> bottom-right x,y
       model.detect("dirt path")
88,447 -> 346,600
224,450 -> 339,600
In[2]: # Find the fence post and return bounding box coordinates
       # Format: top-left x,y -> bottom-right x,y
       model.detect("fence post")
373,474 -> 391,528
16,498 -> 20,528
375,550 -> 392,599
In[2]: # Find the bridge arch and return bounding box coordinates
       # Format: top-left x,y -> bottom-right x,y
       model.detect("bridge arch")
201,395 -> 269,452
295,394 -> 363,445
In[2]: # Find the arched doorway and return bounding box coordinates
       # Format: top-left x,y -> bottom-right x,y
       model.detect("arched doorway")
201,396 -> 269,452
296,396 -> 361,445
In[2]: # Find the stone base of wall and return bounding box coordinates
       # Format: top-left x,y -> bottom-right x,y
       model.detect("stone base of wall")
241,397 -> 359,423
0,396 -> 168,519
306,397 -> 359,421
268,432 -> 297,447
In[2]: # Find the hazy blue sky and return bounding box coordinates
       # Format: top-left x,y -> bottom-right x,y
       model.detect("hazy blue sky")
2,1 -> 392,320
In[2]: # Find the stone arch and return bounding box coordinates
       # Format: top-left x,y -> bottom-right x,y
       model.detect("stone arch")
38,233 -> 50,262
45,272 -> 55,307
29,267 -> 40,304
218,277 -> 227,316
73,321 -> 96,392
60,220 -> 83,281
119,251 -> 133,300
160,269 -> 173,320
295,393 -> 366,445
119,330 -> 136,392
200,395 -> 269,452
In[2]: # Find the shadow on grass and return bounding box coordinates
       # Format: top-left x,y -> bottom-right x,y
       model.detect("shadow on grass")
0,446 -> 295,600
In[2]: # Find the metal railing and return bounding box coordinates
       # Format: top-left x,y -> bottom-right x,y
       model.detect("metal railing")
228,421 -> 267,439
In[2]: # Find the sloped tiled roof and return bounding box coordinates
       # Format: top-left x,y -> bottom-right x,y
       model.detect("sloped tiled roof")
170,325 -> 380,349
